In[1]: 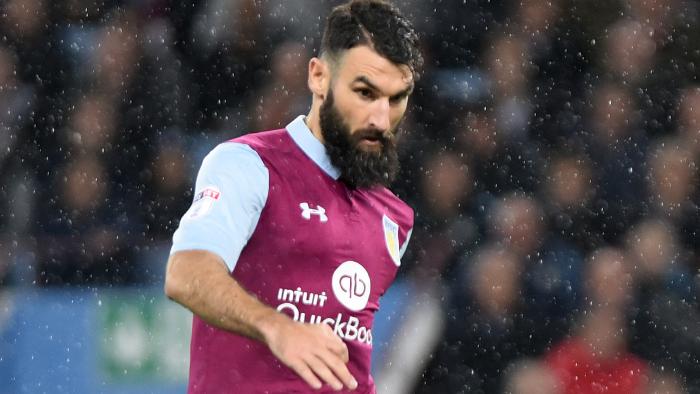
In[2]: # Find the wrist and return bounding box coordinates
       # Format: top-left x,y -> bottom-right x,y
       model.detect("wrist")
255,309 -> 289,345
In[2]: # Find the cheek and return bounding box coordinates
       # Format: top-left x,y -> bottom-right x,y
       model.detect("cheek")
333,89 -> 364,124
390,105 -> 408,128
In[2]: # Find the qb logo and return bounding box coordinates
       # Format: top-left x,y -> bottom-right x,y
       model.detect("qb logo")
332,261 -> 371,312
299,202 -> 328,222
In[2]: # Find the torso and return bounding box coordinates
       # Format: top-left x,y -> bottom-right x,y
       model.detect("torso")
188,129 -> 413,394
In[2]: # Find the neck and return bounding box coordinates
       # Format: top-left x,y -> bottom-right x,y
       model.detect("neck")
305,101 -> 325,143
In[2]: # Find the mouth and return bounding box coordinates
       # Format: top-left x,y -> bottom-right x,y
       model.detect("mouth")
358,136 -> 383,150
362,134 -> 381,143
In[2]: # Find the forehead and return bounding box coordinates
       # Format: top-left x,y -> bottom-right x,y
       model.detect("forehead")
334,45 -> 413,91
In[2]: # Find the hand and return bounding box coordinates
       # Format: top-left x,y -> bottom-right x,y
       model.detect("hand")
262,315 -> 358,391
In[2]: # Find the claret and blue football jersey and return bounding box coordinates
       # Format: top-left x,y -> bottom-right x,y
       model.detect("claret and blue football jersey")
171,115 -> 414,393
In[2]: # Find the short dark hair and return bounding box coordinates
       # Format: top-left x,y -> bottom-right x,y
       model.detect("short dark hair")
320,0 -> 423,79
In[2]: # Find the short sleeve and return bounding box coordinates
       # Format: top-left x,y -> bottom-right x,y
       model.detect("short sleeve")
170,142 -> 269,271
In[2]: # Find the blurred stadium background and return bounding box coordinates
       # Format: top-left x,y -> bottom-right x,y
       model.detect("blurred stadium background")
1,0 -> 700,393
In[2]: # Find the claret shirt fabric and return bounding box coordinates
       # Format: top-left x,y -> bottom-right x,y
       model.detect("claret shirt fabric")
171,116 -> 414,393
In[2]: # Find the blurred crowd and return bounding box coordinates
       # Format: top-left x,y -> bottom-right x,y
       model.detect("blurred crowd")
1,0 -> 700,392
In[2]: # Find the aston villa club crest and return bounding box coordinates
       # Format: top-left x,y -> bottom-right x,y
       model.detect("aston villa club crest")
382,214 -> 401,266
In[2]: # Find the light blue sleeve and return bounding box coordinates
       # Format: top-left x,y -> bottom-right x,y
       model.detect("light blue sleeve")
170,142 -> 269,272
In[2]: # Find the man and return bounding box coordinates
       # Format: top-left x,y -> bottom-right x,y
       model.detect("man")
164,1 -> 422,392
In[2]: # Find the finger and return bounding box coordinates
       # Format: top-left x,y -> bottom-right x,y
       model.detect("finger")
291,361 -> 323,391
319,324 -> 349,360
316,349 -> 358,390
328,339 -> 349,363
320,323 -> 336,338
307,354 -> 344,391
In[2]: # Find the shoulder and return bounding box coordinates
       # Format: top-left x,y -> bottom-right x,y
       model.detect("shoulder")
198,141 -> 269,185
230,129 -> 291,154
199,141 -> 267,174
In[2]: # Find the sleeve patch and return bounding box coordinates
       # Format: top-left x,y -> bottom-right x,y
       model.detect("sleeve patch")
185,186 -> 221,219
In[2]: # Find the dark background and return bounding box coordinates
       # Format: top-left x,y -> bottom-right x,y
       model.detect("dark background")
1,0 -> 699,392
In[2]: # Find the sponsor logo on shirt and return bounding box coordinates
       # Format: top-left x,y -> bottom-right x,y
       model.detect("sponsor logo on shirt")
332,261 -> 371,312
275,285 -> 373,345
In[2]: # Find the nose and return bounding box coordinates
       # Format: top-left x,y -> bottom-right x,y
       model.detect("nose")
368,98 -> 391,131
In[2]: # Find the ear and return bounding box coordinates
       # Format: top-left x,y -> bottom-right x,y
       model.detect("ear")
308,57 -> 329,99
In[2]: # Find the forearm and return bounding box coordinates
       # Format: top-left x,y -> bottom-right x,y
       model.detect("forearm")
164,250 -> 285,342
165,250 -> 357,390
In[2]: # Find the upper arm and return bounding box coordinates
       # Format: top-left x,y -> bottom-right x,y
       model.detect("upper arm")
170,142 -> 269,271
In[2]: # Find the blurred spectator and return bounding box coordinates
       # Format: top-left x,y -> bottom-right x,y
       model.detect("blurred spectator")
625,217 -> 700,389
143,133 -> 193,244
0,0 -> 60,87
677,86 -> 700,154
602,19 -> 657,86
189,0 -> 272,130
0,45 -> 34,160
424,0 -> 507,68
584,81 -> 648,242
250,40 -> 311,131
454,107 -> 542,194
623,0 -> 700,80
62,93 -> 117,156
0,43 -> 37,287
409,150 -> 481,281
540,150 -> 601,253
138,132 -> 193,282
487,193 -> 583,351
645,370 -> 687,394
675,87 -> 700,270
544,247 -> 651,394
605,1 -> 700,137
514,0 -> 562,47
88,16 -> 142,96
454,109 -> 499,165
265,1 -> 333,45
625,0 -> 678,41
82,11 -> 187,205
37,155 -> 138,285
502,358 -> 560,394
488,194 -> 544,258
483,33 -> 533,139
599,16 -> 675,138
0,43 -> 36,216
2,0 -> 46,40
645,138 -> 698,229
523,0 -> 591,149
417,245 -> 529,393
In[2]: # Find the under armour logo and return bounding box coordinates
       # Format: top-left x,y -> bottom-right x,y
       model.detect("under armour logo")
300,202 -> 328,222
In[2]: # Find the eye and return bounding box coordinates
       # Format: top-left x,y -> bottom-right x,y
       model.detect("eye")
389,95 -> 406,105
356,88 -> 375,99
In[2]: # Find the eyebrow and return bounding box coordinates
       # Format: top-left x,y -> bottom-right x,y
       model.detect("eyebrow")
353,75 -> 414,100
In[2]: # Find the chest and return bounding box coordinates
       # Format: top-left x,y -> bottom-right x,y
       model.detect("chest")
234,160 -> 403,315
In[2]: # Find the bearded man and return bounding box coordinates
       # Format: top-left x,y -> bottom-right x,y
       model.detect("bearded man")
165,1 -> 422,392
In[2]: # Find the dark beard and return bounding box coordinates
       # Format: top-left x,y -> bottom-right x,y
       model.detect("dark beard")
319,89 -> 400,189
